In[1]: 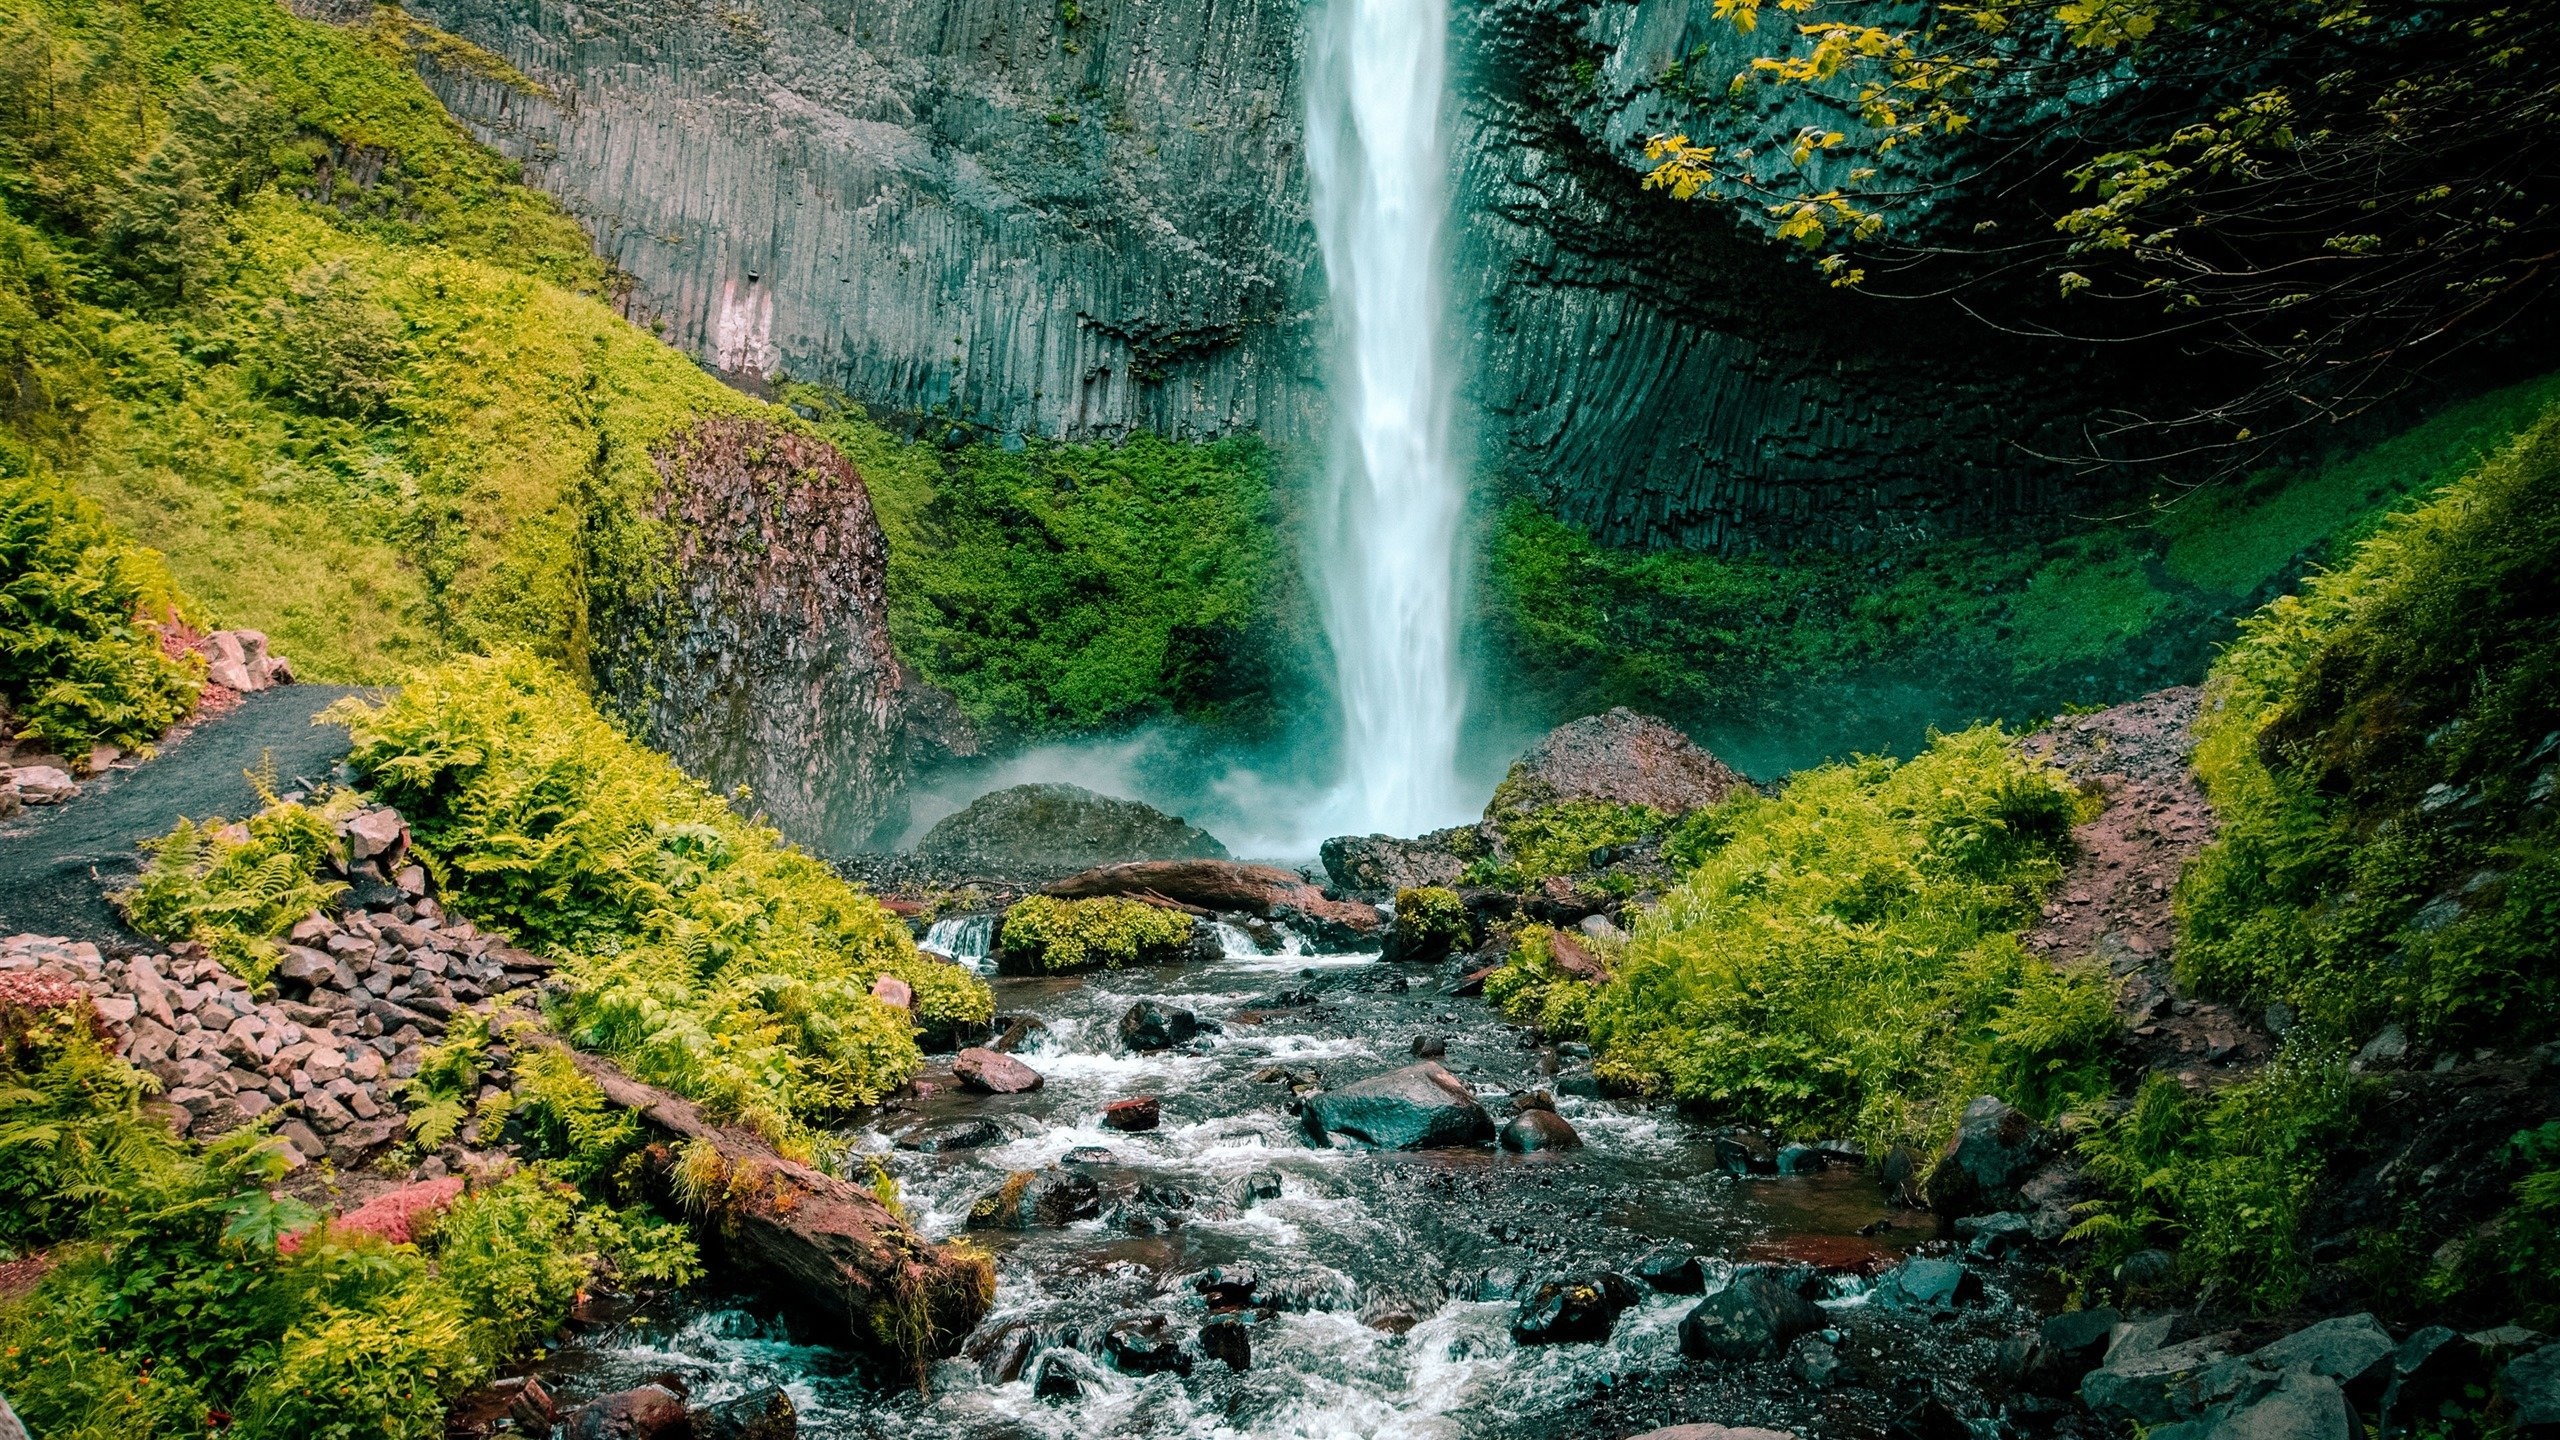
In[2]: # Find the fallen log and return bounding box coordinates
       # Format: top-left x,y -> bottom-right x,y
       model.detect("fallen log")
1044,859 -> 1383,943
542,1043 -> 992,1378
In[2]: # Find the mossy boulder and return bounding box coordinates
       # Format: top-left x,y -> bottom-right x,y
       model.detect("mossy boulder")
1384,886 -> 1471,962
917,783 -> 1228,881
994,895 -> 1200,975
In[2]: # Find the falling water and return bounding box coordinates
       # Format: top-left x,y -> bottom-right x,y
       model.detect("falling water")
1305,0 -> 1470,838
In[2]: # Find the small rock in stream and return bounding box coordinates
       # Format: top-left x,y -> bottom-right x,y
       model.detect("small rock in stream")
688,1385 -> 796,1440
1101,1095 -> 1161,1131
895,1117 -> 1005,1153
1195,1264 -> 1259,1308
952,1046 -> 1044,1094
1678,1272 -> 1824,1361
1200,1317 -> 1252,1371
1499,1109 -> 1582,1152
1511,1272 -> 1639,1345
1300,1061 -> 1493,1150
1119,1000 -> 1199,1051
1103,1313 -> 1193,1375
1411,1033 -> 1446,1057
1062,1145 -> 1116,1165
967,1168 -> 1102,1229
564,1383 -> 689,1440
1635,1247 -> 1707,1294
1031,1353 -> 1083,1400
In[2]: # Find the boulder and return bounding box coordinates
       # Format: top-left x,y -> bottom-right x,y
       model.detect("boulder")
1118,1001 -> 1199,1051
1499,1109 -> 1582,1152
1382,886 -> 1473,963
1200,1316 -> 1252,1371
2507,1342 -> 2560,1434
2251,1313 -> 2394,1403
1871,1256 -> 1983,1312
1511,1272 -> 1640,1345
564,1384 -> 689,1440
2149,1370 -> 2356,1440
1678,1272 -> 1825,1362
689,1386 -> 796,1440
280,1175 -> 465,1252
342,806 -> 407,862
1621,1429 -> 1799,1440
1924,1095 -> 2047,1214
1319,830 -> 1475,895
11,766 -> 77,804
1490,709 -> 1747,819
2083,1333 -> 2239,1426
1102,1096 -> 1161,1131
967,1168 -> 1103,1229
1103,1313 -> 1193,1376
195,629 -> 292,693
915,783 -> 1229,879
1635,1247 -> 1708,1294
2010,1306 -> 2121,1393
895,1117 -> 1006,1153
953,1046 -> 1044,1093
1300,1062 -> 1494,1150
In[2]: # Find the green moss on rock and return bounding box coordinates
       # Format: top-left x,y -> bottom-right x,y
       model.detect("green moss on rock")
995,894 -> 1198,974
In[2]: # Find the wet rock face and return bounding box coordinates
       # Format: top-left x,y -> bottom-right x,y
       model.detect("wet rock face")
408,0 -> 2107,558
1677,1272 -> 1823,1362
592,415 -> 969,853
1320,830 -> 1477,896
1925,1095 -> 2049,1215
918,783 -> 1228,880
1494,708 -> 1748,818
1511,1271 -> 1639,1345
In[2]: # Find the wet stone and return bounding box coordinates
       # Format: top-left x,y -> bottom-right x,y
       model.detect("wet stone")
1678,1272 -> 1824,1362
1499,1108 -> 1582,1152
1119,1000 -> 1199,1052
1104,1313 -> 1193,1376
1101,1095 -> 1161,1131
1510,1272 -> 1638,1346
1200,1317 -> 1251,1371
1635,1247 -> 1707,1294
896,1117 -> 1006,1153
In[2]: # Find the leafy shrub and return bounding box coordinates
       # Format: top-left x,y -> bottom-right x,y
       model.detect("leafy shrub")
1388,886 -> 1471,961
425,1169 -> 591,1358
232,1297 -> 479,1440
0,472 -> 199,753
1572,726 -> 2104,1150
2177,407 -> 2560,1049
328,652 -> 992,1145
995,894 -> 1197,974
118,794 -> 349,981
0,1004 -> 172,1254
1483,925 -> 1599,1039
1475,796 -> 1666,884
252,262 -> 407,419
501,1045 -> 641,1186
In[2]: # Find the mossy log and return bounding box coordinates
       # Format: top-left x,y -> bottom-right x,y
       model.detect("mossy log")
1044,859 -> 1383,940
545,1045 -> 992,1374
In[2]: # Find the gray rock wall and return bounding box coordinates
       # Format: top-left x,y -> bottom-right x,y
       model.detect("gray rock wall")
408,0 -> 2091,552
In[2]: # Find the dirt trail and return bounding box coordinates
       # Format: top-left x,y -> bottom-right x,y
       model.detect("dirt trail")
0,684 -> 362,942
2021,686 -> 2274,1083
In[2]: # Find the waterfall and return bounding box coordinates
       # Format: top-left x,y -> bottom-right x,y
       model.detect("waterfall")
1304,0 -> 1470,838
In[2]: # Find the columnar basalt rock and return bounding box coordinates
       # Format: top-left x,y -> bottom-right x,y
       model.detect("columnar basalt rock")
591,414 -> 971,851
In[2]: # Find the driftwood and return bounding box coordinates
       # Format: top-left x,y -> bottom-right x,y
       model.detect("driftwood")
1044,859 -> 1383,938
545,1044 -> 991,1372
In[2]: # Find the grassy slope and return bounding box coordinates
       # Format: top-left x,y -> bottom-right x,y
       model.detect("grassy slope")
1484,370 -> 2560,760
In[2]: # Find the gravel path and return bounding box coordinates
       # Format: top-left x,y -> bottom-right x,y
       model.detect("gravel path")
0,684 -> 365,942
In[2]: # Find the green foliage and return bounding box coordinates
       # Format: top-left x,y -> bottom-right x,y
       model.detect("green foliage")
1478,794 -> 1666,884
118,794 -> 349,981
793,386 -> 1312,738
1389,886 -> 1472,960
502,1046 -> 641,1187
1483,377 -> 2560,754
0,1007 -> 174,1254
251,261 -> 407,420
329,652 -> 992,1146
2068,1059 -> 2360,1311
0,470 -> 199,752
424,1168 -> 591,1359
995,894 -> 1197,974
2427,1122 -> 2560,1329
1483,925 -> 1602,1040
2176,407 -> 2560,1049
1570,727 -> 2106,1149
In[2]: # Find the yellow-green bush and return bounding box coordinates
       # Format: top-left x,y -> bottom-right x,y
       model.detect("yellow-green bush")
1571,726 -> 2109,1149
117,791 -> 351,980
1388,885 -> 1471,961
329,652 -> 991,1146
1483,925 -> 1601,1038
995,894 -> 1197,974
0,470 -> 200,752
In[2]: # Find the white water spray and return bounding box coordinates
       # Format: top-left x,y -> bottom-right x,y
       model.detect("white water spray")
1305,0 -> 1471,838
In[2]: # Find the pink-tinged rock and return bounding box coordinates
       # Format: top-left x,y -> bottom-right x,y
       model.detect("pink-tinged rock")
563,1382 -> 690,1440
869,974 -> 915,1012
953,1047 -> 1044,1094
1101,1096 -> 1161,1132
10,766 -> 76,804
127,956 -> 177,1028
91,994 -> 138,1025
281,1174 -> 467,1252
342,807 -> 407,861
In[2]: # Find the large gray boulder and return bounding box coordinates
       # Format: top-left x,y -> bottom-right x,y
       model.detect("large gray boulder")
1677,1272 -> 1825,1362
2082,1332 -> 2239,1426
1925,1095 -> 2049,1215
2147,1371 -> 2356,1440
1319,828 -> 1477,896
917,783 -> 1229,878
1490,708 -> 1747,820
1301,1062 -> 1494,1150
2507,1342 -> 2560,1435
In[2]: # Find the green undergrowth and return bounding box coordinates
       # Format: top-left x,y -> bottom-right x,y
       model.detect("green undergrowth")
117,783 -> 353,981
0,471 -> 200,752
786,385 -> 1314,739
1515,726 -> 2113,1153
0,0 -> 765,686
328,651 -> 994,1152
1485,371 -> 2560,751
0,1000 -> 678,1440
995,894 -> 1196,973
2070,405 -> 2560,1315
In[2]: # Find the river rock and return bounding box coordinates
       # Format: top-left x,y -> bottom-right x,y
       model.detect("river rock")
1924,1095 -> 2047,1214
10,765 -> 76,804
917,783 -> 1229,879
1499,1109 -> 1581,1152
1103,1313 -> 1193,1376
896,1117 -> 1006,1153
2009,1306 -> 2120,1393
2083,1332 -> 2239,1426
1621,1428 -> 1799,1440
1511,1272 -> 1639,1345
967,1168 -> 1103,1229
1635,1247 -> 1707,1294
1319,830 -> 1476,895
1102,1095 -> 1162,1131
1490,709 -> 1747,819
689,1385 -> 796,1440
2251,1313 -> 2395,1402
2148,1370 -> 2356,1440
2508,1342 -> 2560,1433
1031,1352 -> 1082,1400
953,1046 -> 1044,1093
1873,1256 -> 1983,1311
1300,1062 -> 1494,1149
1678,1272 -> 1824,1362
1411,1033 -> 1447,1057
564,1383 -> 690,1440
1119,1001 -> 1199,1051
1201,1317 -> 1252,1371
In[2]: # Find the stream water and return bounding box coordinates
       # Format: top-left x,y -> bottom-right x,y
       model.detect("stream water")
539,926 -> 2030,1438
